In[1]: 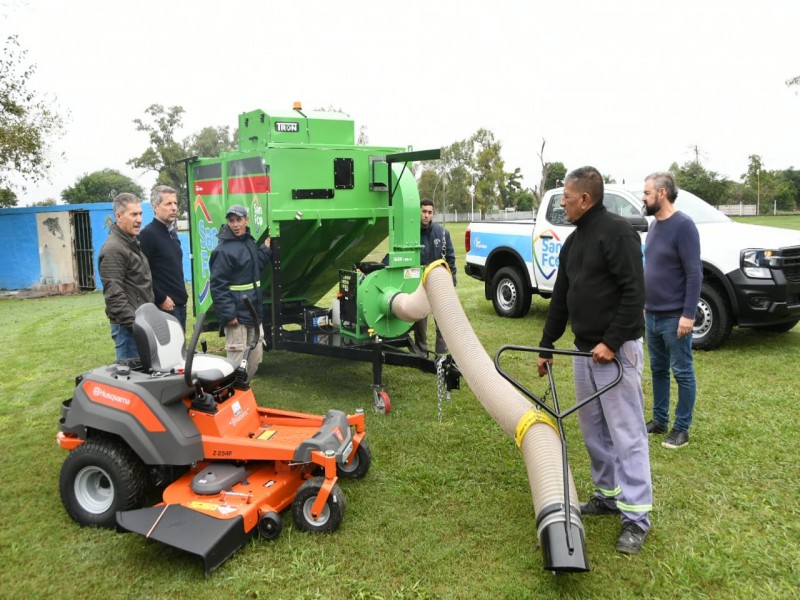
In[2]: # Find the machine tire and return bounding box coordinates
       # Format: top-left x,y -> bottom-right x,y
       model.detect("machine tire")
372,389 -> 391,415
291,477 -> 345,533
491,267 -> 532,318
337,440 -> 371,479
751,319 -> 799,333
258,511 -> 283,540
693,283 -> 732,351
59,437 -> 147,528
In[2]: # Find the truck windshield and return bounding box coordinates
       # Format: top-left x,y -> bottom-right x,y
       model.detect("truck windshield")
628,189 -> 732,224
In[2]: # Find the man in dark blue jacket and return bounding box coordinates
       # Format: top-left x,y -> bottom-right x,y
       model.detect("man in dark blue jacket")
139,185 -> 188,329
536,166 -> 651,555
412,198 -> 456,356
209,204 -> 272,382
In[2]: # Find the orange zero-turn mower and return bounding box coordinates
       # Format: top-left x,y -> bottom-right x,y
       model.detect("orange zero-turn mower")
56,302 -> 370,575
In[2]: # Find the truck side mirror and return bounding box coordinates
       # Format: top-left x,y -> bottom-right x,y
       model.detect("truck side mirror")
625,215 -> 649,233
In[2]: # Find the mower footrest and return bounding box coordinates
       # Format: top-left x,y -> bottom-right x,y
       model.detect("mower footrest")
117,505 -> 252,575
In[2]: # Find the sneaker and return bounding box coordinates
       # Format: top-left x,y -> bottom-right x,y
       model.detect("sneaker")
579,496 -> 620,516
662,429 -> 689,449
646,420 -> 668,434
616,522 -> 647,554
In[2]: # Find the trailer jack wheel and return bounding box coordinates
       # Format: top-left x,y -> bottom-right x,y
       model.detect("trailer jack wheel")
372,389 -> 391,414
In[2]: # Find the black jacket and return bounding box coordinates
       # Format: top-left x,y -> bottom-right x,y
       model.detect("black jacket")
421,222 -> 457,285
209,225 -> 272,326
138,218 -> 188,306
539,203 -> 644,353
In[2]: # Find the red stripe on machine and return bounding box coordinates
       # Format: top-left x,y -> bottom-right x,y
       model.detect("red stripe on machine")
229,176 -> 270,194
194,179 -> 223,195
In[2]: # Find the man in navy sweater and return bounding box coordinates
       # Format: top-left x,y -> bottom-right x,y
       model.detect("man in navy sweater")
537,166 -> 651,554
642,172 -> 702,450
139,185 -> 188,329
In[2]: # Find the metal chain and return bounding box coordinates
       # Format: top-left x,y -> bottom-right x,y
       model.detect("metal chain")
436,356 -> 447,423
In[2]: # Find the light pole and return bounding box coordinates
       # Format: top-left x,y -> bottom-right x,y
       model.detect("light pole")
471,173 -> 475,221
432,171 -> 447,220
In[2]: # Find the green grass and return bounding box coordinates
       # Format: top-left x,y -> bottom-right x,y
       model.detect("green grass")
1,222 -> 799,599
732,214 -> 800,230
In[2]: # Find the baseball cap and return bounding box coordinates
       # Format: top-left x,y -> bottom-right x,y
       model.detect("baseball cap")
226,204 -> 248,218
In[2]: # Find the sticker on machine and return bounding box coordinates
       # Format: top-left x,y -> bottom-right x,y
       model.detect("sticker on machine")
257,429 -> 276,440
188,501 -> 218,512
404,268 -> 421,279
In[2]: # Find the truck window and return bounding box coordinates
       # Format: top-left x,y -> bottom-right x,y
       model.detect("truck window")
604,193 -> 641,218
547,194 -> 570,226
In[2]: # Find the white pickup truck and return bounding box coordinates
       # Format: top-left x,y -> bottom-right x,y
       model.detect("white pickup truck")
464,185 -> 800,349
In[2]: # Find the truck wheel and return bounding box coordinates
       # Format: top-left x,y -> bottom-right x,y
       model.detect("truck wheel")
693,283 -> 732,351
59,437 -> 147,528
292,477 -> 345,533
751,319 -> 799,333
491,267 -> 532,318
337,440 -> 371,479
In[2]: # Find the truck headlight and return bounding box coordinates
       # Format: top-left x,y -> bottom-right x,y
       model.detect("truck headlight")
741,249 -> 774,279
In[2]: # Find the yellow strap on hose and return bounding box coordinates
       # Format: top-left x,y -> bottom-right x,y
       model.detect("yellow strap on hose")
422,259 -> 451,286
515,408 -> 558,448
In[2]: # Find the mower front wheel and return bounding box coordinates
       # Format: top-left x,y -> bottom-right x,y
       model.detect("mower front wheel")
292,477 -> 345,533
258,511 -> 283,540
59,437 -> 147,528
337,439 -> 371,479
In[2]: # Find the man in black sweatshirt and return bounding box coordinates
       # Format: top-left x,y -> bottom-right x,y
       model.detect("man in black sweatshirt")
536,166 -> 652,555
139,185 -> 188,329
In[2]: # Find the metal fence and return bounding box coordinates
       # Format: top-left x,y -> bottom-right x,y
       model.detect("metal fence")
717,204 -> 758,216
438,209 -> 536,223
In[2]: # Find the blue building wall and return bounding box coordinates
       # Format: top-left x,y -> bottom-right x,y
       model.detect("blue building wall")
0,202 -> 195,291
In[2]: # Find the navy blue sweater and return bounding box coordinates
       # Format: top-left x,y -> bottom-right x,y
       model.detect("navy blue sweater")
644,211 -> 702,318
138,218 -> 188,306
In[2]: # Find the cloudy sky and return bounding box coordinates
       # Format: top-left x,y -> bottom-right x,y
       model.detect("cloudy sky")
4,0 -> 799,203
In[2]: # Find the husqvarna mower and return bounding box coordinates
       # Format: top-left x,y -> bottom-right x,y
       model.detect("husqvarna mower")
56,302 -> 370,575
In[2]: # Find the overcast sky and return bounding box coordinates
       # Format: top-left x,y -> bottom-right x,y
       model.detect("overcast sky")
4,0 -> 799,204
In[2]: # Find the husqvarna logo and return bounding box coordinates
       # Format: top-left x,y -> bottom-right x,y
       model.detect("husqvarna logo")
275,122 -> 299,133
92,385 -> 130,406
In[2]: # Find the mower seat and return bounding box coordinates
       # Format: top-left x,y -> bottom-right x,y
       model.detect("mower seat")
133,304 -> 236,387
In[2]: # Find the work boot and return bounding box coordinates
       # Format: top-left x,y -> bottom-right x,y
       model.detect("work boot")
579,496 -> 620,516
646,420 -> 668,434
616,522 -> 647,554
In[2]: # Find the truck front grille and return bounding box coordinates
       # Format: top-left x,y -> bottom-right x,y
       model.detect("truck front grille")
779,246 -> 800,282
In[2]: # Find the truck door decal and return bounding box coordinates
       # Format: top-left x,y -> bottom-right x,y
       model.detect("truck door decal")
533,228 -> 562,280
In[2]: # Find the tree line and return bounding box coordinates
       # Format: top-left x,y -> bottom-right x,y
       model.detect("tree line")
2,33 -> 799,214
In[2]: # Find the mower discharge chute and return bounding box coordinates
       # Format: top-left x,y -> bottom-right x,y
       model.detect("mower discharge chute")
187,106 -> 459,411
57,302 -> 370,575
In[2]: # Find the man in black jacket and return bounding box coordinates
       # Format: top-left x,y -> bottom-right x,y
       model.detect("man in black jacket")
139,185 -> 188,329
209,204 -> 272,382
536,166 -> 652,554
411,198 -> 456,356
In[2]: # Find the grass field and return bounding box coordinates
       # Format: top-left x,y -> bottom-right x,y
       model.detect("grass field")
1,222 -> 799,599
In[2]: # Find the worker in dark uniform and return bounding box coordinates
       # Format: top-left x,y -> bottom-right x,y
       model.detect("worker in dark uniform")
411,197 -> 456,356
209,204 -> 271,382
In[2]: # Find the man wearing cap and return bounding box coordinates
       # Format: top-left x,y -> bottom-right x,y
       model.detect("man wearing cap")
139,185 -> 188,330
209,204 -> 272,382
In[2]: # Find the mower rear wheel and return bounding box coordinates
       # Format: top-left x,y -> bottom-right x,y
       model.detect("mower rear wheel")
292,477 -> 345,533
258,511 -> 283,540
59,437 -> 147,528
337,439 -> 371,479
